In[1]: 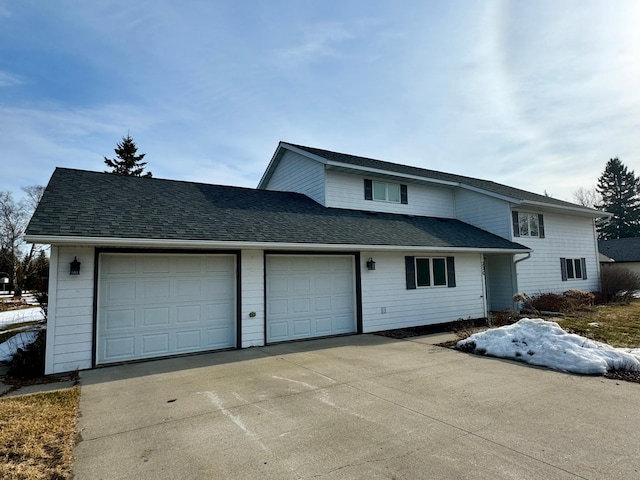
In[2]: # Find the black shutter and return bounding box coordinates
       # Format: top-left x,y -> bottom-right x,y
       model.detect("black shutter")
405,256 -> 416,290
446,257 -> 456,287
512,211 -> 520,237
538,214 -> 545,238
560,258 -> 567,281
581,258 -> 587,280
400,184 -> 408,204
364,179 -> 373,200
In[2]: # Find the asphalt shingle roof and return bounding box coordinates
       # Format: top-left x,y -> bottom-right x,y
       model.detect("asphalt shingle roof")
286,143 -> 594,211
26,168 -> 528,251
598,238 -> 640,263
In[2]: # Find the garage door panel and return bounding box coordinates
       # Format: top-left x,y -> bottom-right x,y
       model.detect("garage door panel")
206,326 -> 234,348
268,299 -> 288,315
176,330 -> 201,350
268,321 -> 288,340
143,281 -> 170,300
334,314 -> 355,332
105,256 -> 137,275
142,333 -> 170,355
293,320 -> 311,336
106,282 -> 136,303
266,255 -> 356,343
104,336 -> 135,360
314,317 -> 333,334
143,307 -> 170,326
98,254 -> 236,365
176,305 -> 201,324
103,309 -> 135,330
142,257 -> 170,274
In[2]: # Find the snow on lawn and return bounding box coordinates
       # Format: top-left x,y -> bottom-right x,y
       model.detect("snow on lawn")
456,318 -> 640,375
0,331 -> 39,362
0,307 -> 44,329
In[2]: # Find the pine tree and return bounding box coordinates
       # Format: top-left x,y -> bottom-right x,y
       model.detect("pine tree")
596,157 -> 640,239
104,134 -> 152,177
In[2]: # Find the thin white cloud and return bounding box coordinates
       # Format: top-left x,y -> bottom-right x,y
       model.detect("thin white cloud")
0,71 -> 22,87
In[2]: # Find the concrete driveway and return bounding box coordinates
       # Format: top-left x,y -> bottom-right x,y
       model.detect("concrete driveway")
75,334 -> 640,479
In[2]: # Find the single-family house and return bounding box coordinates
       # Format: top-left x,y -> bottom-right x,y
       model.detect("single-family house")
25,142 -> 605,374
598,237 -> 640,275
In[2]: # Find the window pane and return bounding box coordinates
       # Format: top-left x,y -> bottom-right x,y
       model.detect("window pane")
416,258 -> 430,286
574,259 -> 582,278
566,258 -> 575,279
519,213 -> 529,236
433,258 -> 447,286
373,182 -> 386,201
387,184 -> 400,203
529,214 -> 539,237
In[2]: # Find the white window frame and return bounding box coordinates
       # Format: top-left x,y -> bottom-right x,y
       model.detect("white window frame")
565,258 -> 583,280
518,212 -> 540,237
372,181 -> 401,203
415,257 -> 448,288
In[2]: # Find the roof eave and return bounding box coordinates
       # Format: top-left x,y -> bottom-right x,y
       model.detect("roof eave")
257,142 -> 329,189
25,235 -> 530,254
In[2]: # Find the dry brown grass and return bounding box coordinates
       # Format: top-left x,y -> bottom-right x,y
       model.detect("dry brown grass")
557,300 -> 640,348
0,387 -> 80,480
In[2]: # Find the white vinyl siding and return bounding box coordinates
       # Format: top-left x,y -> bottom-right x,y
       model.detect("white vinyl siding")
263,150 -> 326,205
361,251 -> 485,332
454,189 -> 512,238
326,170 -> 455,216
45,245 -> 95,375
515,214 -> 600,294
240,249 -> 265,347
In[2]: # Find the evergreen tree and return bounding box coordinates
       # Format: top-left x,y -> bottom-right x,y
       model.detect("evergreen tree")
596,157 -> 640,239
104,134 -> 152,177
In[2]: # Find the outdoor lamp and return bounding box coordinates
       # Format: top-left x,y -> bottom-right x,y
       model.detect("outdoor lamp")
70,256 -> 81,275
366,257 -> 376,271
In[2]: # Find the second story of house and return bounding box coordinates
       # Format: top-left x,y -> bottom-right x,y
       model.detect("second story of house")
258,142 -> 605,246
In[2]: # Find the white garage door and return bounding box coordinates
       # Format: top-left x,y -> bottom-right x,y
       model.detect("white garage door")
97,253 -> 236,364
266,255 -> 356,342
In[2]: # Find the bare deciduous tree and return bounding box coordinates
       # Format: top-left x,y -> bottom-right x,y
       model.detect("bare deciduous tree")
573,186 -> 601,209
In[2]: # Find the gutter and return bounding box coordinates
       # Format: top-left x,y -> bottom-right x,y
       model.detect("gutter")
24,235 -> 531,255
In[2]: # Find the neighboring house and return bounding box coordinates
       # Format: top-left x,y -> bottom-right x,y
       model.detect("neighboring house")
25,142 -> 605,374
599,238 -> 640,275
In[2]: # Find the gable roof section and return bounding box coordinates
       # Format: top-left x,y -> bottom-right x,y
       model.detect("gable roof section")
259,142 -> 604,217
598,238 -> 640,263
26,168 -> 528,253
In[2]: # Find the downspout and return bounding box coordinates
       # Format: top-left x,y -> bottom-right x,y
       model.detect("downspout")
512,252 -> 531,309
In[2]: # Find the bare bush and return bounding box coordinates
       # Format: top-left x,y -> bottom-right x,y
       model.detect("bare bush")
598,267 -> 640,304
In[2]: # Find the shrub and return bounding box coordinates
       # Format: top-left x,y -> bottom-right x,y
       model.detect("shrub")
514,290 -> 594,314
598,267 -> 640,304
7,329 -> 46,379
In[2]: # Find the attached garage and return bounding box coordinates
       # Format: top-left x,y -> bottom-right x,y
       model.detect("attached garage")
266,254 -> 357,343
97,253 -> 237,364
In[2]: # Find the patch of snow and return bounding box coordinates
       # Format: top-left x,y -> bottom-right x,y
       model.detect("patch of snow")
588,322 -> 599,327
0,331 -> 38,362
456,318 -> 640,375
0,307 -> 44,329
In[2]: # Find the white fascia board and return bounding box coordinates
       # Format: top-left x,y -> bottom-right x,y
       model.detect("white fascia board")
25,235 -> 530,254
326,161 -> 459,188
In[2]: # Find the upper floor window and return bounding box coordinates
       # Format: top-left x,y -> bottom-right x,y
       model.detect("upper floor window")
364,179 -> 408,204
512,211 -> 545,238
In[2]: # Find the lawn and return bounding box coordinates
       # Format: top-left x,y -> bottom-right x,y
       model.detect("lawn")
556,300 -> 640,348
0,387 -> 79,480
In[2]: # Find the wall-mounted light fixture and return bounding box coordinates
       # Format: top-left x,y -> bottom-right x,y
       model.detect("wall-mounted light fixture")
70,257 -> 81,275
366,257 -> 376,271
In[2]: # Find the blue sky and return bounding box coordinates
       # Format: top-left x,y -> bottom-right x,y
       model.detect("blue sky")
1,1 -> 639,203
